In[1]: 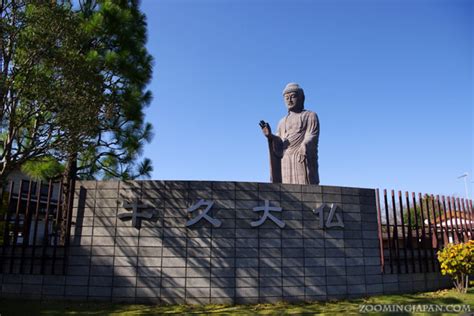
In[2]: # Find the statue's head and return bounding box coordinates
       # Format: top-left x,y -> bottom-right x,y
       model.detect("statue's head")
282,82 -> 305,112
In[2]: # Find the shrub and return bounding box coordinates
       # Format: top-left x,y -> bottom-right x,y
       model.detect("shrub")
437,240 -> 474,293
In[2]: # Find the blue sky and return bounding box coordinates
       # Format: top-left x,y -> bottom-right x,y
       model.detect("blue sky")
139,0 -> 473,198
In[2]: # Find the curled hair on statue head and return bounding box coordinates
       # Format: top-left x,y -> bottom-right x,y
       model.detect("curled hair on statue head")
282,82 -> 304,96
283,82 -> 305,107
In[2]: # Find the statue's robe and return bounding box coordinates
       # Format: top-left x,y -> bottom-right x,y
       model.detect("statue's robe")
271,109 -> 320,185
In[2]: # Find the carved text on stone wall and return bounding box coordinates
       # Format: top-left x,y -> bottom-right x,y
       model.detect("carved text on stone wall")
118,198 -> 344,229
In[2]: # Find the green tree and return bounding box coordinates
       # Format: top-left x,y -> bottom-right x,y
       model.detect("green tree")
1,0 -> 153,184
21,156 -> 64,181
402,194 -> 436,229
0,1 -> 103,181
1,1 -> 61,181
1,1 -> 154,244
43,0 -> 154,243
67,0 -> 153,183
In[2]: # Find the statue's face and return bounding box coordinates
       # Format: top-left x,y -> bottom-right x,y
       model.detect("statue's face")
284,92 -> 302,111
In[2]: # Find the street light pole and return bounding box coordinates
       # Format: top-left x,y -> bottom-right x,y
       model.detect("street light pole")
457,173 -> 469,199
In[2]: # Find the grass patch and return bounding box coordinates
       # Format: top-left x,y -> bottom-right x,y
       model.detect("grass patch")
0,287 -> 472,315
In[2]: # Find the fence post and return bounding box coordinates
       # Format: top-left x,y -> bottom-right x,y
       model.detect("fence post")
0,182 -> 15,273
41,180 -> 55,274
29,181 -> 43,274
405,192 -> 416,272
375,189 -> 385,273
383,190 -> 394,273
398,191 -> 409,273
411,193 -> 423,273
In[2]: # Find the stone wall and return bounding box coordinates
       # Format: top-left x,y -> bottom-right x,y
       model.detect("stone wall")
0,180 -> 451,304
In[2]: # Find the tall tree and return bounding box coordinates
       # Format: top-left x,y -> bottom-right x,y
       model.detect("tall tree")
57,0 -> 154,243
1,1 -> 154,244
0,1 -> 59,181
67,0 -> 153,181
0,1 -> 102,183
1,0 -> 153,185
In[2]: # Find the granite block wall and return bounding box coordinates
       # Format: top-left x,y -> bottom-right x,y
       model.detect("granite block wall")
0,180 -> 452,304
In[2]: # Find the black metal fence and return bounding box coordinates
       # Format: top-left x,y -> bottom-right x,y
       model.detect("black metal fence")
376,189 -> 474,274
0,180 -> 74,274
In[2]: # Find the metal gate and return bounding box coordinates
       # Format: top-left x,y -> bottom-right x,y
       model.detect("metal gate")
0,180 -> 75,274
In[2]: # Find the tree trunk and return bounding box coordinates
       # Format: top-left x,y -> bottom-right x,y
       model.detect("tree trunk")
60,151 -> 77,245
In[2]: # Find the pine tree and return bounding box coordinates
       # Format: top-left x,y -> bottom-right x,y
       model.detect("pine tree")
70,0 -> 153,181
57,0 -> 154,244
1,1 -> 154,244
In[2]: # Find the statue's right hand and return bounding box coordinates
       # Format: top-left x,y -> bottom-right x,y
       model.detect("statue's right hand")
259,120 -> 272,138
